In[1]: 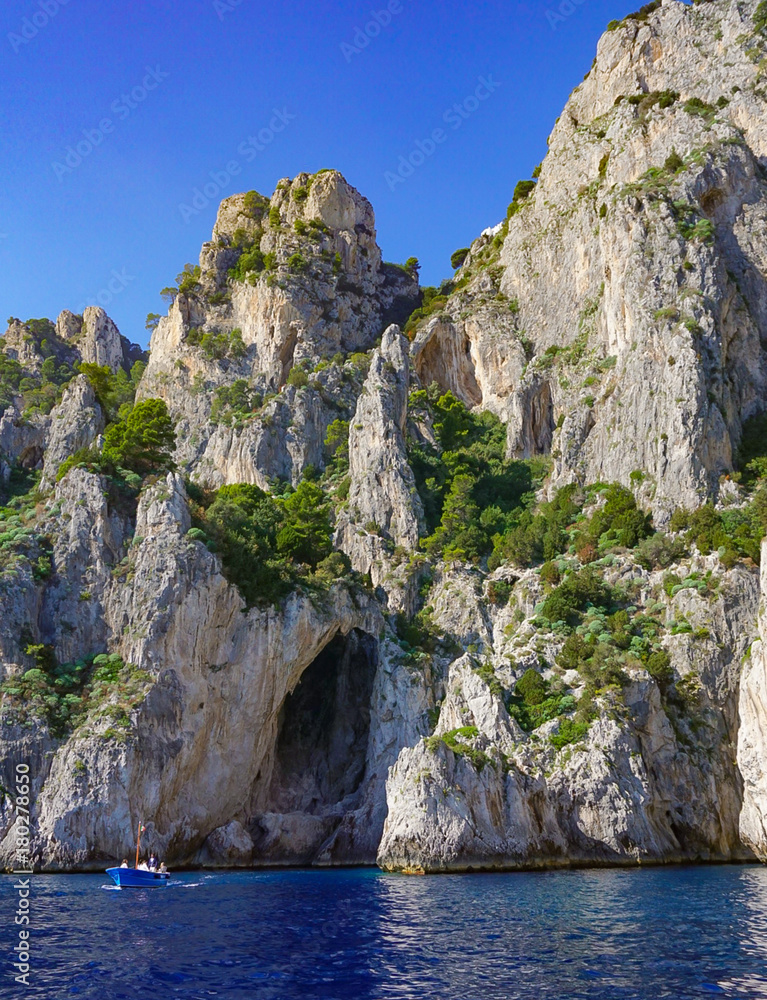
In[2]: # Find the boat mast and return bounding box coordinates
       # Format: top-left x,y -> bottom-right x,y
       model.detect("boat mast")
135,820 -> 143,869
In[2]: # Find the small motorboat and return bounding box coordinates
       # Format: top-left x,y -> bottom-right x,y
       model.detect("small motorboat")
106,866 -> 170,888
106,819 -> 170,888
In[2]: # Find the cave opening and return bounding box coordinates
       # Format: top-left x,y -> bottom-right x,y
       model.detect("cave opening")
267,628 -> 378,816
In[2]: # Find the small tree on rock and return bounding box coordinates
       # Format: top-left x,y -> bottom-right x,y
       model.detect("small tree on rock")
102,398 -> 176,475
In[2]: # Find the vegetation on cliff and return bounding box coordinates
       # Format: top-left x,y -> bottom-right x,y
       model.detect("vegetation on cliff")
186,478 -> 346,607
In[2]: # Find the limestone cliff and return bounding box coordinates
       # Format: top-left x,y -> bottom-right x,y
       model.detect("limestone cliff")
0,308 -> 145,488
138,171 -> 418,489
738,538 -> 767,859
0,0 -> 766,875
411,0 -> 767,519
335,324 -> 424,609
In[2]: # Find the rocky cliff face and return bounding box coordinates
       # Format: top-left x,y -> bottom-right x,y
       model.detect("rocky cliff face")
738,538 -> 767,859
335,325 -> 424,609
0,308 -> 145,488
0,470 -> 433,869
138,171 -> 418,489
378,554 -> 760,871
0,0 -> 766,874
413,0 -> 767,519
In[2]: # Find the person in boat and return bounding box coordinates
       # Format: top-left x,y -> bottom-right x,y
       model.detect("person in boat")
159,862 -> 167,873
137,859 -> 149,871
120,859 -> 129,868
149,854 -> 157,871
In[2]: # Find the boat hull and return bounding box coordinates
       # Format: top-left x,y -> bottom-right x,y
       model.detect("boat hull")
106,867 -> 170,888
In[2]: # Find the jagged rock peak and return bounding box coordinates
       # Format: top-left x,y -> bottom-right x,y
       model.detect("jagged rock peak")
140,170 -> 420,489
2,308 -> 144,376
335,324 -> 424,608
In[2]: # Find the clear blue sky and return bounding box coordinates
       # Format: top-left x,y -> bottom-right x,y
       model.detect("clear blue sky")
1,0 -> 640,349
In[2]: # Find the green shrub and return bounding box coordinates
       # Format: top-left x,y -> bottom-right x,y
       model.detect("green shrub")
189,480 -> 337,606
312,550 -> 351,585
634,532 -> 686,569
161,264 -> 201,302
664,150 -> 684,173
102,398 -> 176,476
583,483 -> 652,549
413,389 -> 537,563
204,483 -> 290,605
56,446 -> 101,482
491,484 -> 582,569
425,726 -> 492,771
402,286 -> 448,338
79,361 -> 144,422
540,560 -> 561,585
229,242 -> 265,282
0,647 -> 145,738
287,252 -> 307,272
324,419 -> 349,461
514,668 -> 547,705
673,499 -> 752,561
242,190 -> 268,217
507,179 -> 537,217
276,481 -> 332,567
683,97 -> 716,120
737,410 -> 767,484
623,89 -> 678,119
286,367 -> 309,389
539,567 -> 612,627
450,248 -> 470,269
210,380 -> 261,425
487,579 -> 513,605
624,1 -> 661,23
0,319 -> 85,418
576,644 -> 629,693
646,649 -> 673,687
550,718 -> 589,750
395,607 -> 444,654
472,661 -> 503,698
507,668 -> 578,733
187,327 -> 246,360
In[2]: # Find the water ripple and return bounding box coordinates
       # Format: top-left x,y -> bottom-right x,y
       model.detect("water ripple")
1,865 -> 766,999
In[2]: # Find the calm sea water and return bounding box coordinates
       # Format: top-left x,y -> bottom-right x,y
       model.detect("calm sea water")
1,865 -> 767,1000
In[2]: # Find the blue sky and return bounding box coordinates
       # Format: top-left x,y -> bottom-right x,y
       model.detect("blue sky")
1,0 -> 639,349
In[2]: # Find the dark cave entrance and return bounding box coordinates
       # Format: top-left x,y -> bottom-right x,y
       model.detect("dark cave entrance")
267,629 -> 378,815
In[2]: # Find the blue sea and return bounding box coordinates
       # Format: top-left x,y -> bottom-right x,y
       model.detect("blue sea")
2,865 -> 767,999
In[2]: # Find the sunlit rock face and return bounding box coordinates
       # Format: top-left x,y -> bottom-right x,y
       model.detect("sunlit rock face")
139,172 -> 419,490
2,5 -> 767,875
412,0 -> 767,521
738,541 -> 767,861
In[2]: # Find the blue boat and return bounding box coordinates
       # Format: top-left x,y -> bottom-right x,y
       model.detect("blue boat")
105,818 -> 170,887
106,866 -> 170,888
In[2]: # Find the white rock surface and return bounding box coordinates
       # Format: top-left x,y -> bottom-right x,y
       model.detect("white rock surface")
738,540 -> 767,859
